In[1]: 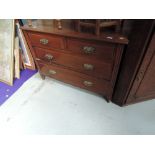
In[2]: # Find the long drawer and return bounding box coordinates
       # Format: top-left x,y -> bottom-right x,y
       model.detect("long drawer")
27,32 -> 65,49
34,47 -> 113,80
38,62 -> 109,95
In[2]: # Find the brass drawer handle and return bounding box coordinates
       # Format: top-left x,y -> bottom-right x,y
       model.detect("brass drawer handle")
82,46 -> 96,54
83,81 -> 93,87
83,64 -> 94,70
40,38 -> 49,45
48,69 -> 56,75
44,54 -> 53,61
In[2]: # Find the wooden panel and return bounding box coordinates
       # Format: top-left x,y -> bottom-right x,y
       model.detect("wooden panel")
0,19 -> 15,86
27,32 -> 65,49
112,20 -> 155,106
136,53 -> 155,97
67,38 -> 115,61
37,62 -> 109,95
126,32 -> 155,103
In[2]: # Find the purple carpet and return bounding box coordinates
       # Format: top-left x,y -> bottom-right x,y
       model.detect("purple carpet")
0,69 -> 37,106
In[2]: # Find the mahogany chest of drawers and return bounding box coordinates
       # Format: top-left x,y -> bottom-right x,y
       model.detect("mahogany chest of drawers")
22,20 -> 128,101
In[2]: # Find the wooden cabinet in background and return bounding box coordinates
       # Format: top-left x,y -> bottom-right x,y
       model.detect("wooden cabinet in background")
112,20 -> 155,106
126,31 -> 155,103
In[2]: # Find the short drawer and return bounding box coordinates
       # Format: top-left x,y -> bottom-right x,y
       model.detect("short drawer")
38,62 -> 109,95
66,38 -> 115,61
34,47 -> 113,80
27,32 -> 65,49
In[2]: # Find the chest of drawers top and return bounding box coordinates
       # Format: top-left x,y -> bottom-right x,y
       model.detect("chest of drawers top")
21,20 -> 128,45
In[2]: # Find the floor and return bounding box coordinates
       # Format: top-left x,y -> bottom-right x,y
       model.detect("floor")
0,73 -> 155,135
0,69 -> 37,106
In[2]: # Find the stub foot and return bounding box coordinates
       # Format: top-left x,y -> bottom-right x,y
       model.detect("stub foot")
104,96 -> 110,103
40,73 -> 45,80
101,94 -> 110,103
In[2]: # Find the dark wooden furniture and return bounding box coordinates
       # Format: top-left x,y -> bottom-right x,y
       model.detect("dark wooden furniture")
112,20 -> 155,106
76,19 -> 122,36
22,20 -> 128,102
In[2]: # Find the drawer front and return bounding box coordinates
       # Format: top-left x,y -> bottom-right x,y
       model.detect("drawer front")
34,47 -> 113,80
67,38 -> 115,61
38,62 -> 109,95
27,32 -> 65,49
